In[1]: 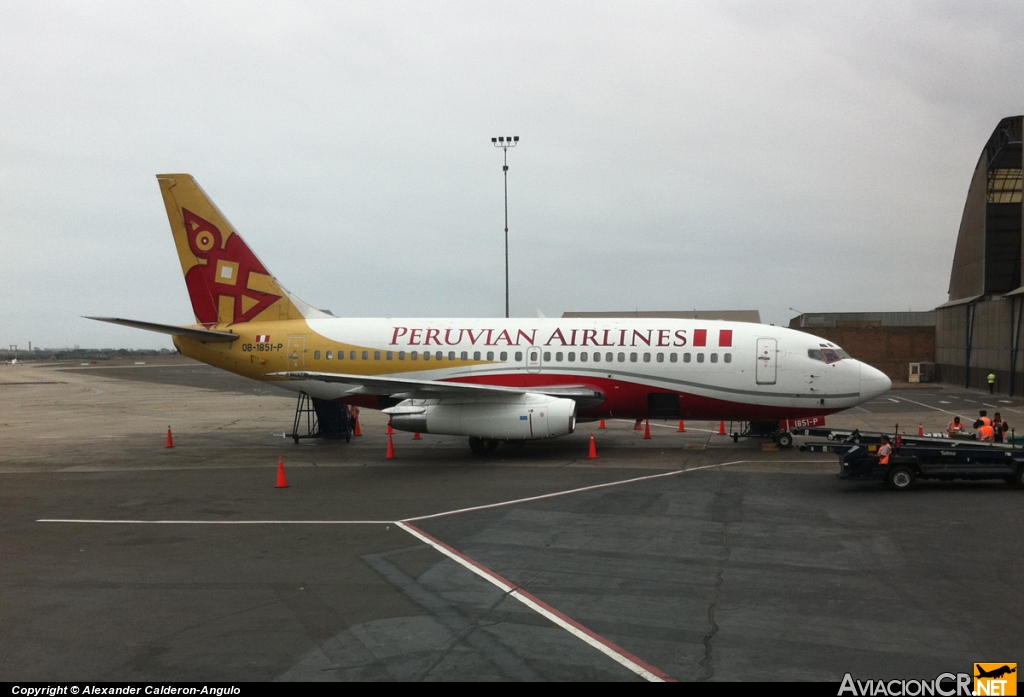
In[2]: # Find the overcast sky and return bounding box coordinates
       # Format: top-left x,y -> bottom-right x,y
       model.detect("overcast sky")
2,1 -> 1023,350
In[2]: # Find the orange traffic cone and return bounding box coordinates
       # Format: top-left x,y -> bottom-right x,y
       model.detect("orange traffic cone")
386,434 -> 396,459
387,421 -> 394,435
918,423 -> 924,436
718,421 -> 726,435
165,427 -> 174,449
275,456 -> 288,488
413,432 -> 422,440
678,420 -> 686,433
599,419 -> 607,430
634,421 -> 642,430
588,433 -> 599,459
354,417 -> 362,437
644,420 -> 652,439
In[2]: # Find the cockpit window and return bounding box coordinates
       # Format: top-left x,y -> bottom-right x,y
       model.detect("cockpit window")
822,349 -> 841,364
810,347 -> 848,363
808,349 -> 825,362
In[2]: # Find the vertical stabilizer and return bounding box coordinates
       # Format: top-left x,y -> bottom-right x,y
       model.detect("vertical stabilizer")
157,174 -> 323,326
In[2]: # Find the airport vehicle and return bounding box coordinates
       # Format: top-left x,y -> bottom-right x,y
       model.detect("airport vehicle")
803,433 -> 1024,490
90,174 -> 892,452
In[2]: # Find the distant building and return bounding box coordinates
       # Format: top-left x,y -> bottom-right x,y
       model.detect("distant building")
789,312 -> 936,382
936,115 -> 1024,393
561,310 -> 762,323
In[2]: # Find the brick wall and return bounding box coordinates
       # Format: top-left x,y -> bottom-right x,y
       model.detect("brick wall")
802,325 -> 935,382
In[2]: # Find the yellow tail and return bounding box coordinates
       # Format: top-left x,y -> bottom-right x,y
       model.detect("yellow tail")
157,174 -> 321,326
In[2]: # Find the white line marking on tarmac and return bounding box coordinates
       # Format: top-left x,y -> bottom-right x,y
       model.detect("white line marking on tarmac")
397,520 -> 673,682
890,395 -> 957,415
964,399 -> 977,403
888,398 -> 899,403
403,461 -> 745,522
939,401 -> 951,404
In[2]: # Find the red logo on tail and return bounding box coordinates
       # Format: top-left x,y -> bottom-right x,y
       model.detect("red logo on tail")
182,210 -> 281,325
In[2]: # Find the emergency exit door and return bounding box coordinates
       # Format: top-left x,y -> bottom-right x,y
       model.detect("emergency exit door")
756,338 -> 777,385
288,337 -> 305,371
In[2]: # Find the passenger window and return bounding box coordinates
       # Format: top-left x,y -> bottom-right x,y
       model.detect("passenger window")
543,352 -> 551,361
581,352 -> 589,361
500,351 -> 508,361
423,352 -> 430,361
314,350 -> 321,360
374,351 -> 381,360
629,352 -> 637,363
411,351 -> 418,360
568,352 -> 576,362
326,350 -> 332,360
448,351 -> 456,360
435,351 -> 442,360
362,351 -> 369,360
606,352 -> 614,362
386,351 -> 393,360
670,353 -> 678,363
473,351 -> 481,361
398,351 -> 406,360
487,351 -> 494,360
724,353 -> 731,363
349,351 -> 356,360
656,353 -> 664,363
461,351 -> 468,360
643,353 -> 651,363
593,352 -> 601,363
555,352 -> 563,361
697,353 -> 705,363
338,351 -> 344,360
710,353 -> 718,363
683,353 -> 691,363
514,351 -> 522,361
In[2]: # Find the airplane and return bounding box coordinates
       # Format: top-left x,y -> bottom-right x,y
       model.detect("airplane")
90,174 -> 892,453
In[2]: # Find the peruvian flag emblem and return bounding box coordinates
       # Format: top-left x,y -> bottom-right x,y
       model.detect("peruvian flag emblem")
256,335 -> 271,343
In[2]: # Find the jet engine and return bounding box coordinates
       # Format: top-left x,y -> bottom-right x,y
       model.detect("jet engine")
386,394 -> 576,440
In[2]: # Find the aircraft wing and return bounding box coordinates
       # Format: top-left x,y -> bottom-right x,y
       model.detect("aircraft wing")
270,371 -> 605,405
86,317 -> 238,343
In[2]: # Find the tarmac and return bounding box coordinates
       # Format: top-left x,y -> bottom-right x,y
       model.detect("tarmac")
1,357 -> 1022,682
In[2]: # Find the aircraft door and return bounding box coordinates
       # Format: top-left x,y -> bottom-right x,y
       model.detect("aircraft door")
288,337 -> 305,371
756,338 -> 777,385
526,347 -> 542,373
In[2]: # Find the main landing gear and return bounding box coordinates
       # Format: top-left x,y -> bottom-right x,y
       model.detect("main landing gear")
468,437 -> 500,455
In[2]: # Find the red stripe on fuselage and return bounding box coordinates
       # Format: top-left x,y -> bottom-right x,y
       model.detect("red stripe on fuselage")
342,372 -> 843,421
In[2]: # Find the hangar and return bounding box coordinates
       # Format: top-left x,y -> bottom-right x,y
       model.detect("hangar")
937,115 -> 1024,394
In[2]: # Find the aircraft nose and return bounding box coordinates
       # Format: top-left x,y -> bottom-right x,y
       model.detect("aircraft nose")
859,363 -> 892,400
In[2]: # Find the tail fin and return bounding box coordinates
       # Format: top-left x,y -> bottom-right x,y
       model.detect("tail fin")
157,174 -> 325,326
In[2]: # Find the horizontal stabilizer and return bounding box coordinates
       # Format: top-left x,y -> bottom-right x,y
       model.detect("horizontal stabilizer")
85,317 -> 238,343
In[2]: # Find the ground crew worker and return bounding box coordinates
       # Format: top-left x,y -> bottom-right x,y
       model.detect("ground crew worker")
977,414 -> 996,442
947,416 -> 963,436
974,410 -> 991,435
988,372 -> 996,394
877,435 -> 892,466
992,413 -> 1008,443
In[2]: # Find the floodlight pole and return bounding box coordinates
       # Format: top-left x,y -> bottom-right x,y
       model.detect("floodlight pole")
491,135 -> 519,318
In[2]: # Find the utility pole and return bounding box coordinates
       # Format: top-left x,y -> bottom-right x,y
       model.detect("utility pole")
491,135 -> 519,318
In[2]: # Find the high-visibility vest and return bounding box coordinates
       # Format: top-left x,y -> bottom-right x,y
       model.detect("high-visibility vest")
878,443 -> 892,465
980,416 -> 991,428
988,373 -> 996,384
948,420 -> 963,433
979,425 -> 995,441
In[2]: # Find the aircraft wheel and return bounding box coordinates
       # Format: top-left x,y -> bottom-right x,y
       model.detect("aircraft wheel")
483,438 -> 500,454
468,437 -> 484,455
777,432 -> 794,448
886,465 -> 915,491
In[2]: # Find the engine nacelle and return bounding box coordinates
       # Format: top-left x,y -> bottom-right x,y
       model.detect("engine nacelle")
388,394 -> 576,440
